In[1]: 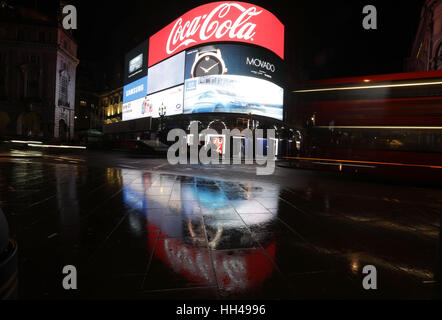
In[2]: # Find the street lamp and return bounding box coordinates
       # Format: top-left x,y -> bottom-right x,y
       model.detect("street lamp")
158,103 -> 167,142
159,103 -> 166,118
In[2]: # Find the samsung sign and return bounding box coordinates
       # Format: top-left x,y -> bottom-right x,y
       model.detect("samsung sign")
123,76 -> 148,103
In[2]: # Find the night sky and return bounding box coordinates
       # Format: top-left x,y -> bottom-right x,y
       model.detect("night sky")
17,0 -> 425,88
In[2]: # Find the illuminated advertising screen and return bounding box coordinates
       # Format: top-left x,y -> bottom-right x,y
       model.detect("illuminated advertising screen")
124,40 -> 149,85
206,135 -> 225,154
147,51 -> 185,94
145,85 -> 184,118
148,1 -> 284,66
123,85 -> 184,121
123,76 -> 148,103
212,137 -> 223,154
123,97 -> 149,121
183,75 -> 283,120
123,3 -> 285,122
184,44 -> 284,86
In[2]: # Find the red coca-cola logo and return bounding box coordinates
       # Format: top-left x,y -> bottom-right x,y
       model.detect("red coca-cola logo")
148,1 -> 284,67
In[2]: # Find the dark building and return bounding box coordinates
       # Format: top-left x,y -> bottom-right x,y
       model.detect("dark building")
407,0 -> 442,71
0,1 -> 78,141
74,59 -> 101,135
74,90 -> 99,132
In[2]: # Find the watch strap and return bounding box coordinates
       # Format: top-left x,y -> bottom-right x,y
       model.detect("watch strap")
198,45 -> 218,54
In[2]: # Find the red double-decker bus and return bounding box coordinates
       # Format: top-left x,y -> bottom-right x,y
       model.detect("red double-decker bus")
288,70 -> 442,182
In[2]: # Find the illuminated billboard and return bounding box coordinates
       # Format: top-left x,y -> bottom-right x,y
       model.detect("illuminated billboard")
122,85 -> 184,121
123,97 -> 148,122
183,75 -> 283,120
147,51 -> 185,94
145,85 -> 184,118
123,76 -> 148,103
182,44 -> 284,120
148,1 -> 285,67
124,40 -> 149,85
185,44 -> 284,86
121,2 -> 285,123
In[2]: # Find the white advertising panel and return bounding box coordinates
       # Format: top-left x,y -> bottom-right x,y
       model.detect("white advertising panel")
183,75 -> 283,120
123,85 -> 184,121
147,51 -> 185,95
122,96 -> 148,121
145,85 -> 184,118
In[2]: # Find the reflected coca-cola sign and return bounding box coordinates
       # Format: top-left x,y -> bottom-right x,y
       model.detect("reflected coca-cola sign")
148,1 -> 284,67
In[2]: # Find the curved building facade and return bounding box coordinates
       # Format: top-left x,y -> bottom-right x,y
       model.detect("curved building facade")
105,2 -> 297,154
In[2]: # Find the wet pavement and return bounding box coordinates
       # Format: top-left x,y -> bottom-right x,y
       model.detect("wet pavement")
1,148 -> 442,299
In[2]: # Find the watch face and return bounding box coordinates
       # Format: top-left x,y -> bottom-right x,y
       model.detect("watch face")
194,55 -> 223,77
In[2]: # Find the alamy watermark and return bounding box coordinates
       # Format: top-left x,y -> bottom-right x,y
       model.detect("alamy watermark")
62,265 -> 77,290
62,5 -> 77,30
362,265 -> 378,290
362,5 -> 377,30
167,122 -> 276,176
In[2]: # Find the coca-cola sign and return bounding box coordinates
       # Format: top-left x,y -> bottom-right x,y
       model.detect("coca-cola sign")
148,1 -> 284,67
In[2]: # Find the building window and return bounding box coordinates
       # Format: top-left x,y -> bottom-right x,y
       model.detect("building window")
437,44 -> 442,70
39,31 -> 45,42
59,73 -> 69,107
26,70 -> 40,99
0,61 -> 5,98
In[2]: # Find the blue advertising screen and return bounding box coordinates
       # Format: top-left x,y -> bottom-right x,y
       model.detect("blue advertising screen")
123,76 -> 148,103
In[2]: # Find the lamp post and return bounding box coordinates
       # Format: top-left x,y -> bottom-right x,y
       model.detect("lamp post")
158,103 -> 166,143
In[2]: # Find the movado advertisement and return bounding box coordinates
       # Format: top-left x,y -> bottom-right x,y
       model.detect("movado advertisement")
185,44 -> 284,86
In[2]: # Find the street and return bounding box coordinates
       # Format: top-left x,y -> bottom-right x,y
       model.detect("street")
1,147 -> 442,299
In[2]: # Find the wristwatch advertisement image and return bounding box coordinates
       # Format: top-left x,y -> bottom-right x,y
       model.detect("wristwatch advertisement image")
185,44 -> 284,87
190,45 -> 228,78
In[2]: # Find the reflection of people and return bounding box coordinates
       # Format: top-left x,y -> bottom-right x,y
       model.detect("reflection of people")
142,96 -> 153,115
141,96 -> 148,114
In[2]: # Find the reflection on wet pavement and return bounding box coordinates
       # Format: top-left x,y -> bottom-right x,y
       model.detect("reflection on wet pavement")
1,159 -> 442,299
